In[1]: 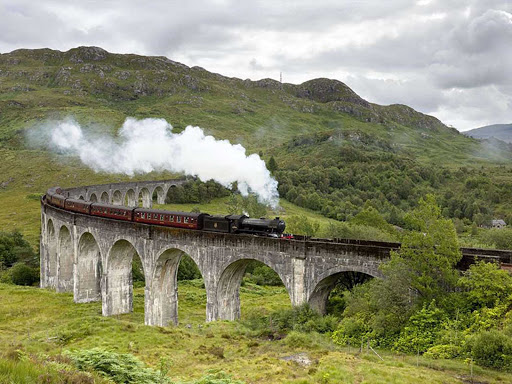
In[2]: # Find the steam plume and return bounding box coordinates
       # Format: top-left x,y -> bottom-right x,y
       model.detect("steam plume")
50,117 -> 279,207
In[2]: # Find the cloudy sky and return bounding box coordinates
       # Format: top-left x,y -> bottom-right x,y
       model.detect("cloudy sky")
1,0 -> 511,131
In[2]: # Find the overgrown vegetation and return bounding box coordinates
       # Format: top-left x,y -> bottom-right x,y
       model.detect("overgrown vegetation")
0,230 -> 39,286
331,196 -> 512,371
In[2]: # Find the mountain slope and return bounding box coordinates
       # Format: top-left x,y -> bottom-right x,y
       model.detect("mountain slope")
465,124 -> 512,143
0,46 -> 493,162
1,46 -> 512,239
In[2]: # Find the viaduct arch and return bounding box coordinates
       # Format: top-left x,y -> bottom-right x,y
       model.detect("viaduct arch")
40,179 -> 512,327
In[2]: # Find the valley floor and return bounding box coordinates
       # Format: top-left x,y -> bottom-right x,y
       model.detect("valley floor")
1,283 -> 511,383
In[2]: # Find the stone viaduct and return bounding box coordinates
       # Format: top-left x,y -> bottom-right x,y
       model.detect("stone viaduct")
67,178 -> 188,208
40,180 -> 512,327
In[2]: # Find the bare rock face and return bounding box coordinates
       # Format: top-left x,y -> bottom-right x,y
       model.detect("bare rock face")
281,353 -> 315,367
68,46 -> 109,63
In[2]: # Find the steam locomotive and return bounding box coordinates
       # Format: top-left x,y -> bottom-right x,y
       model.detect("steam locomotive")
45,187 -> 286,237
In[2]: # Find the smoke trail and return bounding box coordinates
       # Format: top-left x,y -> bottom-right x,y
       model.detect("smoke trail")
50,117 -> 279,207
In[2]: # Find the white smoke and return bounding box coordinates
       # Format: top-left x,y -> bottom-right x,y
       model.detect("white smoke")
50,117 -> 279,207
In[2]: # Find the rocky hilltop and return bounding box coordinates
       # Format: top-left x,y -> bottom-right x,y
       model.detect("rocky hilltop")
0,46 -> 447,134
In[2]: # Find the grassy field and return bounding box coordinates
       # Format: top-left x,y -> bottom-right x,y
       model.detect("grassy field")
1,282 -> 512,383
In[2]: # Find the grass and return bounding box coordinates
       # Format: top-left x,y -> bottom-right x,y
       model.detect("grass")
2,282 -> 512,383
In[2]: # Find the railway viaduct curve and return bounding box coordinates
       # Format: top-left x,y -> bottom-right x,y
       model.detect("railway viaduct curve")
40,179 -> 512,327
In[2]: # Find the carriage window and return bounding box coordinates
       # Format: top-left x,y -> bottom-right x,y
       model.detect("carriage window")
170,215 -> 174,221
141,212 -> 145,219
184,217 -> 189,223
160,215 -> 164,220
177,216 -> 181,223
153,214 -> 158,219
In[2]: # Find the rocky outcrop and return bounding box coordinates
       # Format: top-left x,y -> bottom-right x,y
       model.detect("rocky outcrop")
296,78 -> 371,107
68,46 -> 109,63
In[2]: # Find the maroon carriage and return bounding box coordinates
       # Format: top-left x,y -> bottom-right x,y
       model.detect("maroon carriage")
90,203 -> 133,221
134,208 -> 206,229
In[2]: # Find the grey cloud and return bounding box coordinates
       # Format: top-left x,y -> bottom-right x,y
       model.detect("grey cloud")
345,75 -> 447,112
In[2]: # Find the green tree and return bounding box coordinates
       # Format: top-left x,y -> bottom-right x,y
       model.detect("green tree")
394,302 -> 446,353
0,230 -> 36,269
395,194 -> 461,304
486,228 -> 512,249
333,195 -> 462,348
177,256 -> 201,280
225,193 -> 243,215
458,261 -> 512,310
7,263 -> 39,286
243,195 -> 267,218
351,205 -> 393,232
285,215 -> 320,236
267,156 -> 278,173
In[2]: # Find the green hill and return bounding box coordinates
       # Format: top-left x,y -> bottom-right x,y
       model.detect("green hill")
1,46 -> 512,244
465,123 -> 512,143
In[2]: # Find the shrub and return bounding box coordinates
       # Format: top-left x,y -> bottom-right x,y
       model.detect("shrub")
177,256 -> 201,280
469,330 -> 512,370
0,230 -> 36,268
485,228 -> 512,249
332,317 -> 371,346
284,331 -> 315,348
245,264 -> 283,286
64,348 -> 170,384
424,344 -> 462,359
5,263 -> 39,286
246,304 -> 338,338
393,302 -> 445,354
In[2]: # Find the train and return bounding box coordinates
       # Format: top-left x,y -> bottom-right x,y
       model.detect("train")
45,187 -> 286,237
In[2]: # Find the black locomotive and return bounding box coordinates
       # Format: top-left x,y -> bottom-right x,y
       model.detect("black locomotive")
45,187 -> 286,237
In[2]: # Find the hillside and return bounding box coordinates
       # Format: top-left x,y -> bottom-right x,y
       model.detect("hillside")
1,46 -> 512,242
0,46 -> 500,160
465,123 -> 512,143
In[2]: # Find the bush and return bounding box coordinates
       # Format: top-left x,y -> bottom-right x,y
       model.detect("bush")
284,331 -> 317,348
424,344 -> 461,359
244,264 -> 283,286
393,302 -> 445,354
4,263 -> 39,286
64,348 -> 170,384
469,330 -> 512,370
177,256 -> 201,280
485,228 -> 512,249
246,304 -> 338,338
0,230 -> 36,269
332,317 -> 371,346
